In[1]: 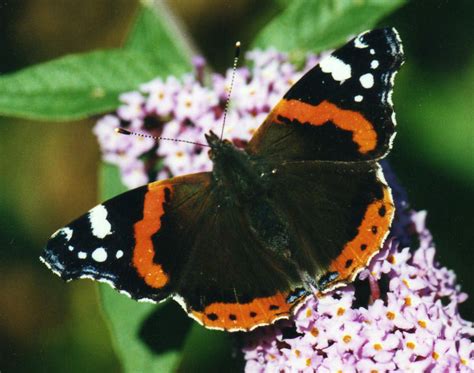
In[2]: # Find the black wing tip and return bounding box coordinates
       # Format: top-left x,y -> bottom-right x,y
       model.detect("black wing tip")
385,27 -> 405,62
40,248 -> 67,279
372,27 -> 405,65
355,28 -> 404,60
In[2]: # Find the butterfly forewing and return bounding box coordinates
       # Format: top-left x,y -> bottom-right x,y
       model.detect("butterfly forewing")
246,28 -> 404,162
41,172 -> 212,303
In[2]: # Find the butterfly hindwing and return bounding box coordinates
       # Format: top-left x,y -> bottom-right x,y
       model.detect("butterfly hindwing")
246,28 -> 404,162
269,161 -> 394,290
173,189 -> 304,331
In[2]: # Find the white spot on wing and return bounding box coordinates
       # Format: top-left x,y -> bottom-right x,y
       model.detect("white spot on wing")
388,89 -> 394,106
119,290 -> 132,298
92,247 -> 108,262
88,205 -> 112,239
68,245 -> 74,251
370,49 -> 375,55
79,275 -> 116,288
360,73 -> 374,89
138,298 -> 156,304
78,251 -> 87,259
391,111 -> 397,130
354,35 -> 368,48
392,27 -> 404,55
173,295 -> 188,312
354,95 -> 363,102
320,55 -> 352,83
51,227 -> 73,241
116,250 -> 124,259
371,60 -> 379,69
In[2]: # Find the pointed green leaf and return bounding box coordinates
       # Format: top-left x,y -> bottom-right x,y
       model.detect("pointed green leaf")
0,2 -> 195,122
126,2 -> 195,68
0,49 -> 184,121
253,0 -> 406,53
99,286 -> 185,373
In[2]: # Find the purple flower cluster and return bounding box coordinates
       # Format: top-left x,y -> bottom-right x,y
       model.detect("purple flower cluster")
243,186 -> 474,372
92,49 -> 473,372
93,50 -> 318,188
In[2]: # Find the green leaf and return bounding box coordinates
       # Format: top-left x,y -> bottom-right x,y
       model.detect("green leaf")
99,162 -> 128,200
126,2 -> 195,69
0,49 -> 184,121
0,2 -> 195,122
253,0 -> 406,53
99,287 -> 184,373
178,324 -> 242,372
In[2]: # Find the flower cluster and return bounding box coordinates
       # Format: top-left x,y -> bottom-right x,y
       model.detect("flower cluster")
242,174 -> 474,372
93,50 -> 317,188
92,50 -> 473,372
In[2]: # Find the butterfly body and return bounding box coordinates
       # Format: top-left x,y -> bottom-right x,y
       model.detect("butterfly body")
41,28 -> 404,331
206,131 -> 270,201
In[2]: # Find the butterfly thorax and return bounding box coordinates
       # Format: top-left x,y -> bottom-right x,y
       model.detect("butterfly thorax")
205,131 -> 269,201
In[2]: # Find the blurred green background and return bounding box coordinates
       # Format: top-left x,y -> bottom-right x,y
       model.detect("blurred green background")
0,0 -> 472,372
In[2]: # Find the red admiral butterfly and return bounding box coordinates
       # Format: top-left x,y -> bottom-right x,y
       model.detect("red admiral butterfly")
41,28 -> 404,332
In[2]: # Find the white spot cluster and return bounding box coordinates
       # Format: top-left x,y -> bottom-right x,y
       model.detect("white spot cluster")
351,40 -> 378,102
73,245 -> 124,262
320,55 -> 352,83
75,248 -> 124,262
350,30 -> 401,145
88,205 -> 113,239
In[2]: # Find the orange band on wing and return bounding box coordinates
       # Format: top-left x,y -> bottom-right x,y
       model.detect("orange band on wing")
191,292 -> 293,331
273,99 -> 377,153
329,186 -> 394,281
133,182 -> 172,288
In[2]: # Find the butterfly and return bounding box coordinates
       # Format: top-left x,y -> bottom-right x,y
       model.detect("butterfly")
41,28 -> 404,332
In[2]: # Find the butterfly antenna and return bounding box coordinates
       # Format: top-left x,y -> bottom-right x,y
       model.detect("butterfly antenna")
220,41 -> 241,140
115,128 -> 210,147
